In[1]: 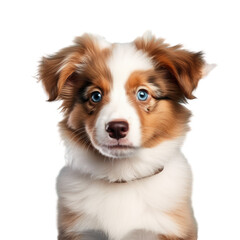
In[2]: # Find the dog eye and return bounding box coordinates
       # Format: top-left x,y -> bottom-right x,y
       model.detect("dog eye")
137,89 -> 149,101
91,91 -> 102,103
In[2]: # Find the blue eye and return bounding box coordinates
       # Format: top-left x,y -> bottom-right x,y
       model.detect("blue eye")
91,91 -> 102,102
137,89 -> 149,101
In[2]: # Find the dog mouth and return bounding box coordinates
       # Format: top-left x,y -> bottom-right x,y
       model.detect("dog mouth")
97,143 -> 138,158
102,144 -> 135,149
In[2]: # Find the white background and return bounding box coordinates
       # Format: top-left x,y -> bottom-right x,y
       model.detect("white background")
0,0 -> 239,239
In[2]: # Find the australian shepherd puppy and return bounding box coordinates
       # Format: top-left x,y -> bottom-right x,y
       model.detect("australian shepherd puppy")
39,33 -> 213,240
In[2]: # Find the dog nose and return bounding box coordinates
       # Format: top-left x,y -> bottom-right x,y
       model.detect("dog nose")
106,121 -> 129,140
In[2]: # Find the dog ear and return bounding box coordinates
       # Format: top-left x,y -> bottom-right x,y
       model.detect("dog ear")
135,34 -> 214,100
160,48 -> 204,100
38,46 -> 83,101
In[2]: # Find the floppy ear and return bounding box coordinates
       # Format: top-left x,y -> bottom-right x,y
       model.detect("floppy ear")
160,48 -> 204,99
38,46 -> 83,101
135,35 -> 213,100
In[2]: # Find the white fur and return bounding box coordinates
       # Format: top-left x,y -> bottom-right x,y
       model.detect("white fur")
202,63 -> 216,78
92,43 -> 154,158
122,230 -> 159,240
57,137 -> 192,240
88,33 -> 111,50
142,30 -> 154,42
62,134 -> 185,182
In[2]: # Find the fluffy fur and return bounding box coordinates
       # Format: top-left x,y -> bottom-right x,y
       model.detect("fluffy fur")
39,33 -> 213,240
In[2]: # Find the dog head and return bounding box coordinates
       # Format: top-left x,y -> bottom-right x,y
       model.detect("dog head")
39,33 -> 212,160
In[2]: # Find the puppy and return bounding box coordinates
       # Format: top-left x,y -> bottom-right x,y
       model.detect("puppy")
39,33 -> 213,240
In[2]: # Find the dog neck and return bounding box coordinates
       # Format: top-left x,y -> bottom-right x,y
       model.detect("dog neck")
113,167 -> 164,183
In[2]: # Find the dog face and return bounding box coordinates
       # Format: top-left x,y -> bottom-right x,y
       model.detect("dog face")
39,33 -> 207,159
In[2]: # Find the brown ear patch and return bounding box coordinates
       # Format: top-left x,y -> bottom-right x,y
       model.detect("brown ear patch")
39,45 -> 83,101
134,36 -> 205,100
38,34 -> 112,102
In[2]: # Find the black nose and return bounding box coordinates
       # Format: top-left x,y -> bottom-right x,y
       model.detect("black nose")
106,121 -> 129,140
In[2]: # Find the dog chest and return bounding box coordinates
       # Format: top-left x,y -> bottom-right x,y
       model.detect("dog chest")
57,165 -> 189,239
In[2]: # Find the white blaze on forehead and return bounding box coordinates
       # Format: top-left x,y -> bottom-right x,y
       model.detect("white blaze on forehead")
108,43 -> 153,84
95,43 -> 154,149
105,43 -> 154,119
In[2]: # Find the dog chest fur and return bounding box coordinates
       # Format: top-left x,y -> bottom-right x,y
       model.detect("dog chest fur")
57,149 -> 192,240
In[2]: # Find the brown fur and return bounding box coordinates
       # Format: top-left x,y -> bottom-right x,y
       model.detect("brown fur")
125,70 -> 191,148
158,201 -> 197,240
39,34 -> 112,103
39,34 -> 113,150
159,235 -> 196,240
58,204 -> 82,240
58,232 -> 82,240
58,205 -> 81,233
39,46 -> 83,101
134,36 -> 204,100
140,101 -> 191,148
163,203 -> 197,240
